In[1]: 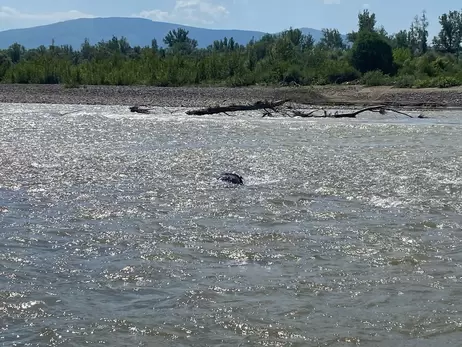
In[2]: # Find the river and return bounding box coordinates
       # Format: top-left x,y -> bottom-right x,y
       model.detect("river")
1,103 -> 462,346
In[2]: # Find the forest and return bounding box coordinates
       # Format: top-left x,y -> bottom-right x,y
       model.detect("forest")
0,9 -> 461,88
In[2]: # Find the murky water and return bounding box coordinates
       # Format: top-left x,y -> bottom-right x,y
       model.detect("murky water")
1,103 -> 462,346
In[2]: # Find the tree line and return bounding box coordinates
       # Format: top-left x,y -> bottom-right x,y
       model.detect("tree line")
0,9 -> 461,88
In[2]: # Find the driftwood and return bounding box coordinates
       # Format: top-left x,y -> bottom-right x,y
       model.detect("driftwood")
331,105 -> 386,118
293,105 -> 421,118
182,101 -> 425,119
337,105 -> 423,118
280,104 -> 424,118
185,99 -> 290,116
128,100 -> 427,119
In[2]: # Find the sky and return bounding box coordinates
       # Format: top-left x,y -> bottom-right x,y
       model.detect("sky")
0,0 -> 460,39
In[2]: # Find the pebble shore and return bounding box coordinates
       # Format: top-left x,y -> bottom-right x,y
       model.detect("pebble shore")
0,84 -> 462,108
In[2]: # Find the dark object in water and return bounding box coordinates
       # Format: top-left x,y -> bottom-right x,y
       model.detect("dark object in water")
218,172 -> 244,185
130,106 -> 151,114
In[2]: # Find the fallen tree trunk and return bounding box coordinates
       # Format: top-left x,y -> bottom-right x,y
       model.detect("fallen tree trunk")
185,99 -> 290,116
129,99 -> 426,119
292,105 -> 420,118
331,105 -> 422,118
289,106 -> 385,118
331,105 -> 386,118
378,107 -> 413,118
291,109 -> 319,118
295,99 -> 447,109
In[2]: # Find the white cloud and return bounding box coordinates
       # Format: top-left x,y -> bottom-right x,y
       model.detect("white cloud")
135,0 -> 229,25
138,9 -> 171,22
0,6 -> 94,22
0,6 -> 94,29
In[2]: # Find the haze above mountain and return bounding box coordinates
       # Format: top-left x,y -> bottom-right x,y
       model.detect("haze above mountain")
0,17 -> 341,49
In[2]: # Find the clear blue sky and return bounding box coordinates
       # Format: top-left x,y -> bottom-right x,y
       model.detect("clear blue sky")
0,0 -> 460,39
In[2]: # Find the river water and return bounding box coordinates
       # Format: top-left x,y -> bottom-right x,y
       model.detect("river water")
1,103 -> 462,346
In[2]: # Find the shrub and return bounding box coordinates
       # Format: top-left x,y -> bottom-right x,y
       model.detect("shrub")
392,48 -> 412,68
283,66 -> 303,85
413,78 -> 433,88
360,70 -> 391,86
413,76 -> 460,88
394,75 -> 415,88
434,76 -> 460,88
327,68 -> 360,84
227,74 -> 256,87
320,60 -> 360,84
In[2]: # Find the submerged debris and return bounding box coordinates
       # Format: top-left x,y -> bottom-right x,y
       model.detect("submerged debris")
185,99 -> 290,116
129,106 -> 152,114
218,173 -> 244,185
128,100 -> 428,119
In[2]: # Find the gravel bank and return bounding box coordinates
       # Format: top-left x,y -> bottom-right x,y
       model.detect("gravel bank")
1,84 -> 462,108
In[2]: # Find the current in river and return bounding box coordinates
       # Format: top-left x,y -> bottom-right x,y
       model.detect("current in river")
1,103 -> 462,346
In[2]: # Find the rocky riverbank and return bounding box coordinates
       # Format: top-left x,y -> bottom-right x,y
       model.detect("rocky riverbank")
0,84 -> 462,108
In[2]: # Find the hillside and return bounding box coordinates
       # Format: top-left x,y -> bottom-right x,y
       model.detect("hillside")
0,17 -> 332,49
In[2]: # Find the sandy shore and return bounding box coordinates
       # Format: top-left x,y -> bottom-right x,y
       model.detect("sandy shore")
1,84 -> 462,108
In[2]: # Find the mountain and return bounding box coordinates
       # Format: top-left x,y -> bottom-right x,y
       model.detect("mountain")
0,17 -> 331,50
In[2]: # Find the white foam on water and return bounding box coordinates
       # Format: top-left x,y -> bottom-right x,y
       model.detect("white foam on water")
368,195 -> 405,208
242,174 -> 283,186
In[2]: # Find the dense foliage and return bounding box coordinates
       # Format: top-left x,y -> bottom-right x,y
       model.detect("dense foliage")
1,10 -> 462,88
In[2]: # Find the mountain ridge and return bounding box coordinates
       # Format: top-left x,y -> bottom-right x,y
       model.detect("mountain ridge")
0,17 -> 344,49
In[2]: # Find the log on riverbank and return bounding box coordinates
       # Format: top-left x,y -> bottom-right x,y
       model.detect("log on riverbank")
291,105 -> 423,118
180,101 -> 426,119
185,99 -> 290,116
128,99 -> 428,119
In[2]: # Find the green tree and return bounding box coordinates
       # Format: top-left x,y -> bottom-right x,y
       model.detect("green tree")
392,30 -> 410,49
81,38 -> 93,61
432,10 -> 462,55
408,11 -> 429,55
347,9 -> 377,43
351,31 -> 394,74
151,39 -> 158,53
209,37 -> 238,52
301,34 -> 315,50
272,36 -> 296,61
163,28 -> 198,54
418,11 -> 429,54
0,52 -> 11,80
319,29 -> 345,49
280,27 -> 313,49
1,10 -> 462,88
7,43 -> 25,63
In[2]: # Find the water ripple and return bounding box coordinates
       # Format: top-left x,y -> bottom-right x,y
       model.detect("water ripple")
1,104 -> 462,346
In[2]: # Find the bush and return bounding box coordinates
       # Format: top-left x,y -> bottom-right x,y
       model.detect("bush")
394,75 -> 415,88
320,60 -> 360,84
392,48 -> 412,68
434,76 -> 460,88
413,78 -> 433,88
283,66 -> 303,84
227,74 -> 256,87
431,56 -> 452,73
327,68 -> 360,84
413,76 -> 461,88
360,70 -> 391,86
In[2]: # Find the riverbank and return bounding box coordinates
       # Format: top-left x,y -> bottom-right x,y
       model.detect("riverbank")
1,84 -> 462,108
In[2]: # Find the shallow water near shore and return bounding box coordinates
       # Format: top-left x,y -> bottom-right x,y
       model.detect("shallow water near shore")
1,103 -> 462,346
